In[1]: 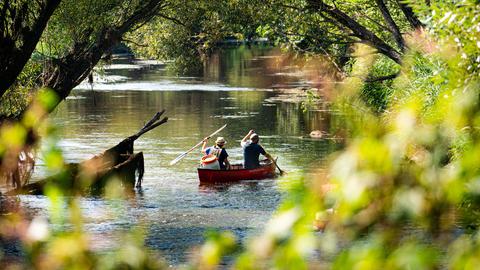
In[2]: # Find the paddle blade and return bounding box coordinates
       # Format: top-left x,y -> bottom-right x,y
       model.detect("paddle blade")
169,153 -> 187,165
273,157 -> 286,176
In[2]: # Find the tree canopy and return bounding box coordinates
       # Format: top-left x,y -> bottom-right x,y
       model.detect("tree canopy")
122,0 -> 425,81
0,0 -> 429,116
41,0 -> 173,105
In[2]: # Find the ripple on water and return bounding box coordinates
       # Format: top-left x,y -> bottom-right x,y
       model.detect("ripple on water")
213,115 -> 252,119
75,81 -> 256,92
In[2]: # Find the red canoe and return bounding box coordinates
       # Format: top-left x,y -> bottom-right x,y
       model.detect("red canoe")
197,160 -> 276,183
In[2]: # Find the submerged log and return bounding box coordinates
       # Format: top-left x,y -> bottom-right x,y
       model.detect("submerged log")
11,111 -> 167,195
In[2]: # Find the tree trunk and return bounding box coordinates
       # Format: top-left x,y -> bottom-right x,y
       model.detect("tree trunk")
43,29 -> 121,103
1,1 -> 170,192
0,0 -> 61,98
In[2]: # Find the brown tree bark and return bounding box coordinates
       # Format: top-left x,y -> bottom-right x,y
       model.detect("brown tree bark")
0,0 -> 61,98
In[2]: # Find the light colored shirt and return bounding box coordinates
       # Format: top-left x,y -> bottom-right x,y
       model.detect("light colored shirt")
241,140 -> 251,148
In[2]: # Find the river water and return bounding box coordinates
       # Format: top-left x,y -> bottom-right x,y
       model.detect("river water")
22,46 -> 339,265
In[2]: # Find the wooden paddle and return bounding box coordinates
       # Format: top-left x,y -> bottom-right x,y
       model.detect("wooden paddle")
273,157 -> 286,176
169,124 -> 227,165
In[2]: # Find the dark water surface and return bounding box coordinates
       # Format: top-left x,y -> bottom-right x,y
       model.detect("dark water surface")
23,46 -> 339,265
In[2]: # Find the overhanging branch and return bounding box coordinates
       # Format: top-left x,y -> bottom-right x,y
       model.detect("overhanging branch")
396,0 -> 424,29
307,0 -> 402,64
375,0 -> 405,51
365,72 -> 400,82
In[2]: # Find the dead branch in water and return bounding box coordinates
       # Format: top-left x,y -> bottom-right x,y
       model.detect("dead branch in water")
10,111 -> 168,195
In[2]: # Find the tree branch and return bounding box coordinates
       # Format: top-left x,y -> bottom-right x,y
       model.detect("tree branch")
156,12 -> 186,27
306,0 -> 402,64
121,37 -> 147,47
365,72 -> 400,82
356,10 -> 391,34
375,0 -> 405,51
396,0 -> 424,29
43,0 -> 170,108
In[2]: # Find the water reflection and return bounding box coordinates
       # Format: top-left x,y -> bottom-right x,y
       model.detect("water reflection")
205,46 -> 304,88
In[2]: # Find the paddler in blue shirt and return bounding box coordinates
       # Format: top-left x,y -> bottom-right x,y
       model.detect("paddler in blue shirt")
241,130 -> 274,169
201,137 -> 231,170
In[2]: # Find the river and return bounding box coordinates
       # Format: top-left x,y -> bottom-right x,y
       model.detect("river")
22,46 -> 340,265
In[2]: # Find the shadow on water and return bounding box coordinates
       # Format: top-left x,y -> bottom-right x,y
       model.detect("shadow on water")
198,180 -> 264,193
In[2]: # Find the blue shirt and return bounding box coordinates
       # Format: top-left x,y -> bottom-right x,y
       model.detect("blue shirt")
241,141 -> 266,169
205,146 -> 229,169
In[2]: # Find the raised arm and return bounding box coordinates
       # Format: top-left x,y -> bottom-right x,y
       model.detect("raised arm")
241,130 -> 255,143
201,137 -> 209,154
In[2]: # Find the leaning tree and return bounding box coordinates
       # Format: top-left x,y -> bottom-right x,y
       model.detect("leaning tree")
0,0 -> 61,98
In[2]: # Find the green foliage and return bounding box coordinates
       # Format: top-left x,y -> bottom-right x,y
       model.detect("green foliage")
129,15 -> 205,74
127,0 -> 264,75
391,52 -> 443,117
0,60 -> 43,118
23,193 -> 166,269
301,89 -> 322,112
1,89 -> 166,269
359,56 -> 400,113
247,0 -> 407,61
39,0 -> 126,57
0,86 -> 31,119
2,0 -> 172,119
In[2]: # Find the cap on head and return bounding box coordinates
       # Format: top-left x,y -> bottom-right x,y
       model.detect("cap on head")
215,137 -> 226,145
250,133 -> 259,142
